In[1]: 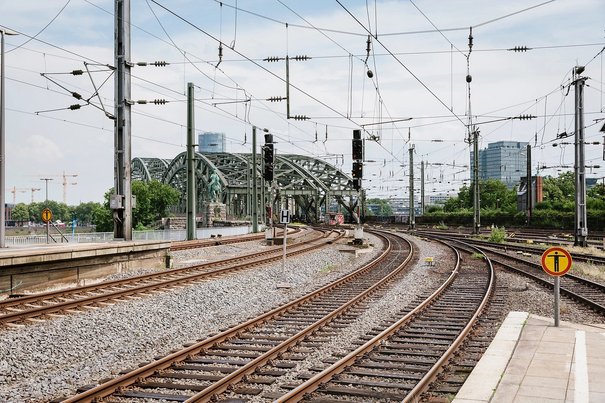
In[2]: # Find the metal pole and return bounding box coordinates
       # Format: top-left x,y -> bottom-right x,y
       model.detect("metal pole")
408,145 -> 415,230
285,56 -> 290,119
574,72 -> 588,247
186,82 -> 196,240
554,276 -> 560,327
0,29 -> 17,248
527,144 -> 532,225
420,160 -> 425,216
473,128 -> 480,234
252,127 -> 258,232
114,0 -> 132,241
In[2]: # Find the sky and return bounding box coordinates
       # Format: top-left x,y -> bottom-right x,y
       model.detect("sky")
1,0 -> 604,205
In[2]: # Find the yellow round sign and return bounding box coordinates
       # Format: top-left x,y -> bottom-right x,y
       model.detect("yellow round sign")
41,208 -> 53,223
541,247 -> 572,276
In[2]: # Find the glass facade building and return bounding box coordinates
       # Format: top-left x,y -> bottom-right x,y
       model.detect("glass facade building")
198,132 -> 226,153
471,141 -> 528,188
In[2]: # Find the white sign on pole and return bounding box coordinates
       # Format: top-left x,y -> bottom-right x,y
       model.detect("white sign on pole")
280,209 -> 291,224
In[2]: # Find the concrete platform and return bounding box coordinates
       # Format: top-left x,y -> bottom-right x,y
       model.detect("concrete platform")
0,241 -> 171,296
453,312 -> 605,403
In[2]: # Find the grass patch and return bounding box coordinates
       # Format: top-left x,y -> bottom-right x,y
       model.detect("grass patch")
320,264 -> 336,274
488,226 -> 506,243
471,252 -> 485,260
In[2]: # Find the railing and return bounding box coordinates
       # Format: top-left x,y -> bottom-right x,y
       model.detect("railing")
4,226 -> 253,246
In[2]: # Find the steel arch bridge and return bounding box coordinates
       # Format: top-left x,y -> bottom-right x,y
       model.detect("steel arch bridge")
131,152 -> 362,223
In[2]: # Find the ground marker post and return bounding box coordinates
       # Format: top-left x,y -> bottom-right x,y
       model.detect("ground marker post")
277,209 -> 291,289
541,246 -> 572,327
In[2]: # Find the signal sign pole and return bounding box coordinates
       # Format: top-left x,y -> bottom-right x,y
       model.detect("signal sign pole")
278,209 -> 291,289
541,246 -> 572,327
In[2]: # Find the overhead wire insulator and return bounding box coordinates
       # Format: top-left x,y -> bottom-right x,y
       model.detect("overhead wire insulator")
71,70 -> 84,75
136,100 -> 148,104
291,115 -> 309,121
266,96 -> 286,102
152,61 -> 168,66
71,92 -> 82,100
69,104 -> 82,110
508,46 -> 531,52
292,55 -> 310,61
517,114 -> 536,120
152,99 -> 167,105
136,62 -> 148,66
263,56 -> 281,62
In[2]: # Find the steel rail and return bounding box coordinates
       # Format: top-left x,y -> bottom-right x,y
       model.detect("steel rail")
182,233 -> 414,402
275,236 -> 472,402
1,230 -> 342,325
425,233 -> 605,315
60,230 -> 403,403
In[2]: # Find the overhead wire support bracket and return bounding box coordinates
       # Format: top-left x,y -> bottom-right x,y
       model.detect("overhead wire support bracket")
263,54 -> 310,119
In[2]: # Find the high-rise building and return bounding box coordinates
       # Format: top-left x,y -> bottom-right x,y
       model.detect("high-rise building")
198,132 -> 226,153
471,141 -> 528,188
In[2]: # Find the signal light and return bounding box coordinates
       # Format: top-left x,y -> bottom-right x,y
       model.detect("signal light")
352,129 -> 363,160
263,142 -> 275,182
352,161 -> 363,179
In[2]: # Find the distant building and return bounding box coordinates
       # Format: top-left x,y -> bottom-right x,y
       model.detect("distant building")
471,141 -> 528,188
428,193 -> 451,205
198,132 -> 226,153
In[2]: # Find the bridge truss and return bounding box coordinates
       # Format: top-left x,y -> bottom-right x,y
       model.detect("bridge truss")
131,152 -> 363,223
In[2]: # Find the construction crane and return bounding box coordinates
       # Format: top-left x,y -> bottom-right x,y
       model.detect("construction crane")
10,187 -> 42,204
9,187 -> 27,204
38,171 -> 78,204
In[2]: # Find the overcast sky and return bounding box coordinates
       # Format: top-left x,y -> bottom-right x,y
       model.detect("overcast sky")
1,0 -> 604,205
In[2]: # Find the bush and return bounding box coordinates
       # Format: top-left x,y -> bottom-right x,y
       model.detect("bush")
489,226 -> 506,243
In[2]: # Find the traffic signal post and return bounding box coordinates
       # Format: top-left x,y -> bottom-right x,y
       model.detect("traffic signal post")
352,130 -> 364,245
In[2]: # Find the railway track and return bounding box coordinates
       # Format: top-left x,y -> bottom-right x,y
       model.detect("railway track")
170,227 -> 295,251
274,237 -> 494,402
60,230 -> 499,402
0,228 -> 339,327
60,230 -> 416,402
416,229 -> 605,266
422,233 -> 605,315
415,227 -> 604,249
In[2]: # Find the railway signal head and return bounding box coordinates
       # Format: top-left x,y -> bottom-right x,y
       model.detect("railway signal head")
352,161 -> 363,190
263,134 -> 275,182
352,129 -> 363,161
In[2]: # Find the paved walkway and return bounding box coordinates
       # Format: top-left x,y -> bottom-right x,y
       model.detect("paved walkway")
453,312 -> 605,403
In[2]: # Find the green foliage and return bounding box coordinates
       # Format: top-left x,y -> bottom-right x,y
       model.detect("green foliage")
365,198 -> 393,216
488,226 -> 506,243
11,203 -> 29,223
471,252 -> 484,260
93,180 -> 180,231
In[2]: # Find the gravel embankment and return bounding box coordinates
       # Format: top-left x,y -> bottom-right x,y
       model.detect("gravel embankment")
0,233 -> 603,402
0,234 -> 383,402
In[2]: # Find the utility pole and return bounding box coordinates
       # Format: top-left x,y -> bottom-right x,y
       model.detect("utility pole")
113,0 -> 133,241
409,145 -> 415,230
526,144 -> 532,225
420,160 -> 425,216
186,82 -> 196,240
573,66 -> 588,247
40,178 -> 53,203
251,126 -> 259,233
472,127 -> 480,234
1,28 -> 18,248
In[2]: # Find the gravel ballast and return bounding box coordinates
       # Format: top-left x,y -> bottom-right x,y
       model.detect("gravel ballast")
0,232 -> 603,402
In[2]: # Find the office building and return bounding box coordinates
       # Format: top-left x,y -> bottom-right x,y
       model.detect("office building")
198,132 -> 226,153
471,141 -> 528,188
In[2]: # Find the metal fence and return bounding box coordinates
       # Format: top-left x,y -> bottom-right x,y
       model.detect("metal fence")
5,226 -> 253,246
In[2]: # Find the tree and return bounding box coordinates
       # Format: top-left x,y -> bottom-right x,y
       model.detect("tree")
365,198 -> 393,216
11,203 -> 29,223
93,180 -> 180,231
